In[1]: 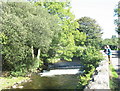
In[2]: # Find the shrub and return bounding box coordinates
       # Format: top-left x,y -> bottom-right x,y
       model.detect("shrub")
109,65 -> 119,90
80,46 -> 104,67
77,65 -> 95,89
77,46 -> 104,89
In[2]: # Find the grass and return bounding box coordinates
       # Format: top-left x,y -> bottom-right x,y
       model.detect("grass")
0,76 -> 30,90
109,64 -> 119,90
109,65 -> 118,78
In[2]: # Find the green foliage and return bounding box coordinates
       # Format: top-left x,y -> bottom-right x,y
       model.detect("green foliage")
73,46 -> 85,57
109,65 -> 118,78
77,17 -> 103,48
118,38 -> 120,50
1,1 -> 104,78
77,65 -> 95,89
80,46 -> 104,67
109,78 -> 120,91
73,31 -> 86,46
114,1 -> 120,34
57,32 -> 76,61
35,2 -> 86,62
77,46 -> 103,89
1,11 -> 31,71
1,2 -> 60,74
109,64 -> 119,90
23,7 -> 60,50
0,33 -> 8,45
35,2 -> 72,19
102,36 -> 118,50
10,71 -> 27,77
30,58 -> 43,71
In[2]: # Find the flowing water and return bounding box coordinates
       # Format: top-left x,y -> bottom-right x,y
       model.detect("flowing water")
20,73 -> 80,89
13,69 -> 81,90
13,60 -> 82,90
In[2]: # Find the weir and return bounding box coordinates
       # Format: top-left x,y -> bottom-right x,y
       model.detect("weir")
39,69 -> 82,77
39,61 -> 82,77
11,60 -> 82,89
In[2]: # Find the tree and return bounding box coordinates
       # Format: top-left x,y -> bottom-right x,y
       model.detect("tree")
114,1 -> 120,34
35,2 -> 86,61
23,7 -> 60,59
114,1 -> 120,50
1,2 -> 60,72
77,17 -> 103,48
102,36 -> 118,50
1,11 -> 31,71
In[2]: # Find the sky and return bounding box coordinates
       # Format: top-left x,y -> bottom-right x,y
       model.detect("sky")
70,0 -> 119,39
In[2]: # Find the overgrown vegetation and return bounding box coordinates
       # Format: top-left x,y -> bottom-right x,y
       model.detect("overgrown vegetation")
77,65 -> 95,89
109,64 -> 119,91
1,2 -> 60,76
109,65 -> 119,90
114,1 -> 120,50
1,1 -> 103,77
76,46 -> 104,90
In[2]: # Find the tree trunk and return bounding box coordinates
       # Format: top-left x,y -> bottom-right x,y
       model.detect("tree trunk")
31,46 -> 34,59
37,48 -> 40,59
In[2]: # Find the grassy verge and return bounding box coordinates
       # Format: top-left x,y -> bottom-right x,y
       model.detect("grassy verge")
109,64 -> 119,90
0,76 -> 30,90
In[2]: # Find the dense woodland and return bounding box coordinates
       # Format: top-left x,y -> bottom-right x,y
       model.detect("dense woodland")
0,1 -> 119,83
114,1 -> 120,49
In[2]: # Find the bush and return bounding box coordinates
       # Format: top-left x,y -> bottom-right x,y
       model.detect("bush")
80,46 -> 104,67
109,65 -> 119,90
77,65 -> 95,89
29,58 -> 43,72
10,71 -> 27,77
74,46 -> 85,57
109,65 -> 118,78
77,46 -> 104,89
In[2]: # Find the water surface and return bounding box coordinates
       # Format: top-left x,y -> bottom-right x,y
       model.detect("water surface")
20,72 -> 80,89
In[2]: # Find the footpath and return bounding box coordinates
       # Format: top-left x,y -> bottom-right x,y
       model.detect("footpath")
84,50 -> 120,90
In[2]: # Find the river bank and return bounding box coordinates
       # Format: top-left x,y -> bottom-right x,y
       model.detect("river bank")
0,50 -> 104,90
0,62 -> 81,90
0,76 -> 30,90
84,50 -> 120,90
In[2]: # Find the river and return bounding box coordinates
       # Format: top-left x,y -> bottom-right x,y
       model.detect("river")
12,60 -> 82,90
19,72 -> 80,89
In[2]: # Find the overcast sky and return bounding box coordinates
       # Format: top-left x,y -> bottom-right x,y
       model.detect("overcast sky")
70,0 -> 119,39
